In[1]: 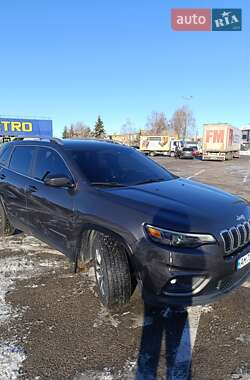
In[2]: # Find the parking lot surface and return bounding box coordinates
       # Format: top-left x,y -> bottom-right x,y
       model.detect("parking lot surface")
0,156 -> 249,380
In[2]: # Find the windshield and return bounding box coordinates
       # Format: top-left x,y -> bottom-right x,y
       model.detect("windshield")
67,145 -> 175,186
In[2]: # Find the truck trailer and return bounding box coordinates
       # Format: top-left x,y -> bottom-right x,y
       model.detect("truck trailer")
202,123 -> 241,161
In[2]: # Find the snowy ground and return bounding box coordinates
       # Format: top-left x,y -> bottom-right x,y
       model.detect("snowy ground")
0,235 -> 66,379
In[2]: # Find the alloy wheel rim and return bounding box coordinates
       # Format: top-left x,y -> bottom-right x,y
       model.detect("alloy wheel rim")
95,248 -> 105,296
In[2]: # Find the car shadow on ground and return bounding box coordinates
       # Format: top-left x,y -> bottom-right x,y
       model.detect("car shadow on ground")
136,304 -> 191,380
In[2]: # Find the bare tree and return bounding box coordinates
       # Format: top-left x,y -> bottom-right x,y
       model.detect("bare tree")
74,122 -> 92,138
145,111 -> 169,136
65,122 -> 92,138
120,119 -> 138,135
115,119 -> 140,145
170,106 -> 196,139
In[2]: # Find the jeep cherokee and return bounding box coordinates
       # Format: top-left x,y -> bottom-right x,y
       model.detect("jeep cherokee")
0,139 -> 249,308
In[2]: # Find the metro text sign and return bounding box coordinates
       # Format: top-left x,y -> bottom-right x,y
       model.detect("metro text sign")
0,118 -> 53,138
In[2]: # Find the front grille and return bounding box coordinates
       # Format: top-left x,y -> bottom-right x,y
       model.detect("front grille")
220,221 -> 250,256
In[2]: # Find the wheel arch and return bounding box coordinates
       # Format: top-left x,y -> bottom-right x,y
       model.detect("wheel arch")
0,195 -> 16,236
75,223 -> 135,266
0,195 -> 10,221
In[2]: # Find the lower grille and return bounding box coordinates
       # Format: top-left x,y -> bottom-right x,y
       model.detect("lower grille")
202,264 -> 250,295
217,265 -> 250,291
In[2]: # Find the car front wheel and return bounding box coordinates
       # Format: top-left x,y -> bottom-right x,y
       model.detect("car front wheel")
0,201 -> 15,237
91,232 -> 134,309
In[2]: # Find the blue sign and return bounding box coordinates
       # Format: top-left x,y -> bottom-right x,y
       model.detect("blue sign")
0,118 -> 53,138
212,9 -> 242,31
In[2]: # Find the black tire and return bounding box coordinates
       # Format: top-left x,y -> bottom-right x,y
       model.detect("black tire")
0,201 -> 15,237
92,232 -> 134,309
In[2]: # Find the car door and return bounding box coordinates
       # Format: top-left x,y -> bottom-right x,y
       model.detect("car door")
26,146 -> 76,254
1,145 -> 36,232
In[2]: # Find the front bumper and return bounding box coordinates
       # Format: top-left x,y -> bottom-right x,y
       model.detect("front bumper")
202,152 -> 226,161
133,238 -> 250,306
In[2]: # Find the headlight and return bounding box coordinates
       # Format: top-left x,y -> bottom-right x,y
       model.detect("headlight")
145,224 -> 216,248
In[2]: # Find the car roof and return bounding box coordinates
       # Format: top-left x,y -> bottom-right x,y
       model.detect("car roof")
7,138 -> 130,151
61,139 -> 128,150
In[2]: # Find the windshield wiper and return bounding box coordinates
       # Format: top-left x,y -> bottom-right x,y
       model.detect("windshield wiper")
134,178 -> 166,185
90,182 -> 128,188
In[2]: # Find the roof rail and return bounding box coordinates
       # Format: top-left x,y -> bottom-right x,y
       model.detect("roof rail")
94,138 -> 122,145
12,137 -> 51,142
51,138 -> 63,145
10,137 -> 64,145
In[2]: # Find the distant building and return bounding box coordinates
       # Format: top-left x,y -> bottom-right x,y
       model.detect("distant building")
111,133 -> 139,146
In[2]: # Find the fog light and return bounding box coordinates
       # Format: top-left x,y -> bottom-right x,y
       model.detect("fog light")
170,278 -> 177,285
163,276 -> 207,295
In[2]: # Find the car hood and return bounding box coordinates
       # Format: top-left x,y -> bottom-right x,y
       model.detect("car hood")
103,178 -> 250,234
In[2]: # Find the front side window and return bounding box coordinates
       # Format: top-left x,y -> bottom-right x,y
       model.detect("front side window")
9,146 -> 36,176
67,145 -> 175,186
33,148 -> 72,181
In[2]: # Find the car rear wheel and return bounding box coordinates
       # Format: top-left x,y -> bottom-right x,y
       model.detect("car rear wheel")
92,232 -> 134,309
0,201 -> 15,237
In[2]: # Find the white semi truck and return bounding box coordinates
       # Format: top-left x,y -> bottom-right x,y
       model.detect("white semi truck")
140,135 -> 182,156
202,124 -> 241,161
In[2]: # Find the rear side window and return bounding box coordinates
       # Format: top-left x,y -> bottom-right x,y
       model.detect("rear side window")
0,144 -> 13,167
9,146 -> 36,176
33,148 -> 72,181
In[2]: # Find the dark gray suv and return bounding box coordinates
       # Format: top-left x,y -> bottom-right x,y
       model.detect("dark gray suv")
0,139 -> 249,308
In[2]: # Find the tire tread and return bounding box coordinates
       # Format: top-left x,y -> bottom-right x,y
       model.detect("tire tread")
93,233 -> 132,308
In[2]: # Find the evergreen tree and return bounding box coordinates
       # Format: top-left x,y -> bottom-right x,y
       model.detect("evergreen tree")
93,116 -> 106,138
69,124 -> 74,138
62,126 -> 68,139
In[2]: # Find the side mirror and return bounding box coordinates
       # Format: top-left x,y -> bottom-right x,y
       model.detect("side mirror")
44,175 -> 75,188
